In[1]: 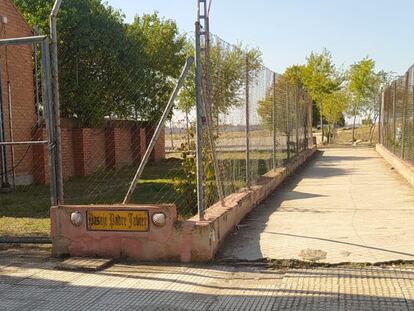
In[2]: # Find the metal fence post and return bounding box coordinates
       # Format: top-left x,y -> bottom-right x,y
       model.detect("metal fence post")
285,81 -> 290,160
272,72 -> 277,170
379,88 -> 384,145
386,88 -> 391,149
294,86 -> 299,154
0,66 -> 10,189
392,81 -> 397,154
195,22 -> 205,220
245,55 -> 250,187
50,0 -> 64,204
309,94 -> 313,147
41,39 -> 59,205
401,72 -> 409,159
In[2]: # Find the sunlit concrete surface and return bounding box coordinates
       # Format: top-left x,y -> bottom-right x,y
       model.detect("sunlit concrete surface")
218,147 -> 414,263
0,250 -> 413,310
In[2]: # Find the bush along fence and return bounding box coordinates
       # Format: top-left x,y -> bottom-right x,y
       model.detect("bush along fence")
380,64 -> 414,165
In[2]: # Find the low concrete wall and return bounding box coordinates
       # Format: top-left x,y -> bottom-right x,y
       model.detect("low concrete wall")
376,144 -> 414,187
51,204 -> 180,261
51,146 -> 317,262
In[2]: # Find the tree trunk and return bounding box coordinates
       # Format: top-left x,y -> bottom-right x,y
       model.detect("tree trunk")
185,107 -> 190,148
352,114 -> 357,143
369,124 -> 375,145
169,120 -> 174,150
320,109 -> 324,144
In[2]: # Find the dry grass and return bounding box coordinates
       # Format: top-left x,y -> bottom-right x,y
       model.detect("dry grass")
333,126 -> 379,145
0,217 -> 50,237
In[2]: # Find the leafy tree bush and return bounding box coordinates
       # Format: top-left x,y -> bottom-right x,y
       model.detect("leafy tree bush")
15,1 -> 186,125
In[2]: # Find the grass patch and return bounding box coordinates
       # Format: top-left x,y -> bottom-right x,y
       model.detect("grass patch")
0,157 -> 186,237
0,217 -> 50,237
0,148 -> 300,237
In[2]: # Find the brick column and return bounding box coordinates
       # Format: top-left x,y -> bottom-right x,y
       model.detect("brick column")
32,127 -> 47,183
145,126 -> 156,162
105,127 -> 116,169
72,128 -> 85,176
131,125 -> 141,165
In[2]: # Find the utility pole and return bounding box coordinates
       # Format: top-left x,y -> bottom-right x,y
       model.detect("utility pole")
197,0 -> 225,205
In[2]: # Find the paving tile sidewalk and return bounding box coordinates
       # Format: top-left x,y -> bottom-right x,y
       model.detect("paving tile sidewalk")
218,147 -> 414,263
0,250 -> 414,311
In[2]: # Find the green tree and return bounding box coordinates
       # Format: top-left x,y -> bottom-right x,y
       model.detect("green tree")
321,89 -> 349,142
301,49 -> 341,142
14,1 -> 187,125
127,12 -> 187,122
257,74 -> 290,132
16,0 -> 136,124
178,41 -> 262,120
257,67 -> 307,136
358,70 -> 393,144
347,57 -> 378,142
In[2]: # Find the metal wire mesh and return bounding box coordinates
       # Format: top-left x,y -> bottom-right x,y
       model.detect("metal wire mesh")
199,33 -> 312,210
0,28 -> 312,225
58,48 -> 190,213
381,65 -> 414,164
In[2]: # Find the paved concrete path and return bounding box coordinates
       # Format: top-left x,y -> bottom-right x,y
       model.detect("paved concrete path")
0,248 -> 413,310
218,147 -> 414,263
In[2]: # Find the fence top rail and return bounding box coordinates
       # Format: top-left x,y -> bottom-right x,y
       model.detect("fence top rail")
0,140 -> 48,146
0,35 -> 47,46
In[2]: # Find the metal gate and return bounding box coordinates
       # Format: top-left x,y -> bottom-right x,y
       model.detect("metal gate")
0,35 -> 58,242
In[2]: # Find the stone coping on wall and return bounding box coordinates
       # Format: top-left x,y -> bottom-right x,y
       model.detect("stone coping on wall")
51,145 -> 317,262
376,144 -> 414,187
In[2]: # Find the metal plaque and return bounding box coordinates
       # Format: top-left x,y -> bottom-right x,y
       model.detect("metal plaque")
86,210 -> 149,232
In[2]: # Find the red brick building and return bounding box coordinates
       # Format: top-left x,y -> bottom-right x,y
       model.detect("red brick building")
0,0 -> 165,187
0,0 -> 36,186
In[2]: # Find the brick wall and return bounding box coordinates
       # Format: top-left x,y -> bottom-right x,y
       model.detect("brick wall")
0,0 -> 36,185
82,128 -> 106,176
32,119 -> 165,183
61,128 -> 75,179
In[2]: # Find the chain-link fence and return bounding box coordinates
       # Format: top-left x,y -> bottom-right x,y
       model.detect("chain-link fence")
380,64 -> 414,164
1,8 -> 313,235
53,26 -> 313,219
193,31 -> 313,216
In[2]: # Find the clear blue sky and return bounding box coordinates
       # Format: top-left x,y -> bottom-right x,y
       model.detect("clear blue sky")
107,0 -> 414,75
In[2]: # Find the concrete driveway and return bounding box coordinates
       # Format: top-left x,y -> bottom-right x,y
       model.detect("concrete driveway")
217,147 -> 414,263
